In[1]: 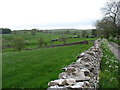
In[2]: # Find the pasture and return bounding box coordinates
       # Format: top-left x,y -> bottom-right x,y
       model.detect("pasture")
3,42 -> 93,88
2,30 -> 97,88
2,30 -> 96,52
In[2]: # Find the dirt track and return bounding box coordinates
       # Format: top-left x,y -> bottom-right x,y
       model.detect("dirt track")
108,42 -> 120,62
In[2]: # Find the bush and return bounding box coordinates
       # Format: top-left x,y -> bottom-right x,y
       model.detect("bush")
38,37 -> 45,47
31,29 -> 36,36
12,37 -> 26,51
59,36 -> 68,44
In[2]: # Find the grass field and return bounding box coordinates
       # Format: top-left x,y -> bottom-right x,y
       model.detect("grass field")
99,39 -> 119,88
2,31 -> 96,52
3,41 -> 93,88
2,31 -> 73,48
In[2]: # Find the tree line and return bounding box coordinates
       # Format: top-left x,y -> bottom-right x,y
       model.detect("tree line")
0,28 -> 12,34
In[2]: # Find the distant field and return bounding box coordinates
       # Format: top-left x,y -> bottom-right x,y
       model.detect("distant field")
2,31 -> 73,41
2,32 -> 73,48
2,31 -> 96,52
3,41 -> 94,88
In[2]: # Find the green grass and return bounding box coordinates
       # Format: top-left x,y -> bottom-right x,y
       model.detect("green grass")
3,42 -> 93,88
2,31 -> 97,53
2,32 -> 73,41
2,32 -> 73,51
99,39 -> 119,88
108,38 -> 120,45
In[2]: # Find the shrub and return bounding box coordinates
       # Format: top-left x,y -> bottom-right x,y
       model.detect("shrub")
12,37 -> 26,51
59,36 -> 68,44
38,37 -> 45,47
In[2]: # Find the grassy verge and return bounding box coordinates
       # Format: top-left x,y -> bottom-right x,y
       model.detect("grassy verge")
99,39 -> 120,88
108,39 -> 120,45
3,42 -> 93,88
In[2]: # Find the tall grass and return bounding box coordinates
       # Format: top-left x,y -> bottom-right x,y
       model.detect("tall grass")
99,39 -> 120,88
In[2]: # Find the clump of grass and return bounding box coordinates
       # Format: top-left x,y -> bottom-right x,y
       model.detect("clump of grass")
99,39 -> 119,88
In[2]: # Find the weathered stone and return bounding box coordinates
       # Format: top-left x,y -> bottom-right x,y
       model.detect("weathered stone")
48,79 -> 66,86
73,71 -> 87,81
69,82 -> 84,88
76,58 -> 82,63
81,68 -> 90,76
84,62 -> 90,67
78,52 -> 86,58
65,78 -> 76,85
84,81 -> 90,87
48,80 -> 59,86
86,51 -> 96,56
81,57 -> 91,62
66,67 -> 75,74
89,72 -> 94,78
59,72 -> 67,79
85,76 -> 90,81
48,85 -> 67,89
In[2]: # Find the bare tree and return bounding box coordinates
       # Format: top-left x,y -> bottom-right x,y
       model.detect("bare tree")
102,0 -> 120,35
95,0 -> 120,38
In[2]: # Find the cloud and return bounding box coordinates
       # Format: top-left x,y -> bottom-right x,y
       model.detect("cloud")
0,0 -> 108,30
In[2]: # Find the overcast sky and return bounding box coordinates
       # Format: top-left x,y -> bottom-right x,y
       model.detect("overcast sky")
0,0 -> 109,30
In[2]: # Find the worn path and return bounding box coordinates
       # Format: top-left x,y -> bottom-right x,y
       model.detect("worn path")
108,42 -> 120,62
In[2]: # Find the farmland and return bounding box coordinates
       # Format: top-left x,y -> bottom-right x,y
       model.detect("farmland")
2,29 -> 120,88
2,30 -> 96,52
2,29 -> 97,88
3,40 -> 94,88
1,0 -> 120,89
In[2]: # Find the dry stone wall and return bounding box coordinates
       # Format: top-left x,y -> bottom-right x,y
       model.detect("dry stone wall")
48,39 -> 103,89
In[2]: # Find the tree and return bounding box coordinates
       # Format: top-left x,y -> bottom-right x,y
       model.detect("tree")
73,31 -> 79,35
91,29 -> 97,37
12,37 -> 26,51
38,37 -> 45,47
103,1 -> 120,26
73,31 -> 80,38
59,36 -> 68,44
101,0 -> 120,37
64,30 -> 71,34
95,18 -> 113,39
0,28 -> 11,34
81,30 -> 88,38
31,29 -> 36,35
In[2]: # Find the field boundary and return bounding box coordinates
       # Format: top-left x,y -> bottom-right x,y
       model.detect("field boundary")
36,40 -> 95,49
48,39 -> 102,89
